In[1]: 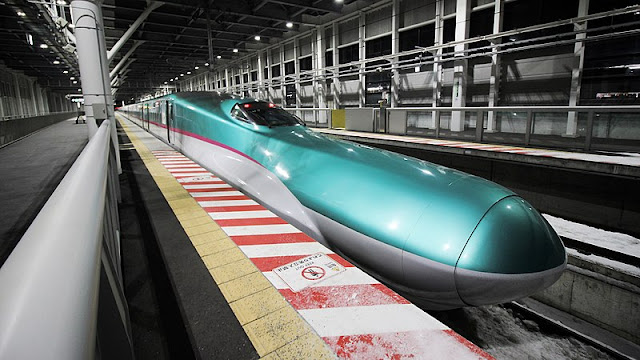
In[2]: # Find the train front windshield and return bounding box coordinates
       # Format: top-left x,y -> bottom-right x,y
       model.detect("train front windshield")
242,103 -> 304,127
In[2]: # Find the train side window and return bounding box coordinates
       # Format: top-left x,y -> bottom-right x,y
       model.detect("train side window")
230,104 -> 250,123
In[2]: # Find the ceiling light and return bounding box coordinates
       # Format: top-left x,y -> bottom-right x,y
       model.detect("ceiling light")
40,44 -> 48,49
73,80 -> 77,84
254,35 -> 261,41
186,71 -> 191,74
164,81 -> 168,84
53,60 -> 60,65
170,79 -> 174,81
286,22 -> 293,28
194,66 -> 199,69
216,55 -> 221,59
78,89 -> 82,92
233,48 -> 238,53
180,73 -> 184,76
175,77 -> 178,80
63,70 -> 68,74
17,11 -> 26,17
70,77 -> 75,80
335,0 -> 343,3
204,62 -> 209,66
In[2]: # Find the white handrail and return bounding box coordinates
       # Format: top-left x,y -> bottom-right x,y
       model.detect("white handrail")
0,121 -> 111,359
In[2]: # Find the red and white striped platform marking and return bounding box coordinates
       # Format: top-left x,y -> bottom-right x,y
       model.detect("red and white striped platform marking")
152,149 -> 494,360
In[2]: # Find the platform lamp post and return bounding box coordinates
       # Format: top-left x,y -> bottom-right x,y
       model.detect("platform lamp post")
71,0 -> 120,173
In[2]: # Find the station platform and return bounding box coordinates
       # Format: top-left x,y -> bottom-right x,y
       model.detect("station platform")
0,117 -> 87,266
312,129 -> 640,179
117,115 -> 494,359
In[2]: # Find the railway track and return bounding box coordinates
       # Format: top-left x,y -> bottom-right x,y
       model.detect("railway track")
505,301 -> 637,360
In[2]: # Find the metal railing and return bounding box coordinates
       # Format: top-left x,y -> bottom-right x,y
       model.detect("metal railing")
283,107 -> 332,128
0,120 -> 132,359
390,106 -> 640,152
0,110 -> 75,122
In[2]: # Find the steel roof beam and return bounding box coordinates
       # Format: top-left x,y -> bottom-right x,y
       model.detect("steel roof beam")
106,1 -> 163,63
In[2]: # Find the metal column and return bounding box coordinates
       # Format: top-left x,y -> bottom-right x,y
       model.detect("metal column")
72,0 -> 120,172
566,0 -> 590,136
487,0 -> 504,133
432,0 -> 444,132
450,0 -> 471,132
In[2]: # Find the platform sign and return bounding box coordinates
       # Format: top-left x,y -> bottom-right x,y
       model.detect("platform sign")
178,175 -> 217,183
274,253 -> 346,292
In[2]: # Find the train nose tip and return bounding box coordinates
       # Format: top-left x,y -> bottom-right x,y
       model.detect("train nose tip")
454,196 -> 567,306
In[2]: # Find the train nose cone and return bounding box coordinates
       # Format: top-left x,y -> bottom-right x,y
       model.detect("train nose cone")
454,196 -> 566,306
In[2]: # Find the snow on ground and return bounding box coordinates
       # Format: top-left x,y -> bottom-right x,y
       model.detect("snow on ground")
430,305 -> 615,360
549,152 -> 640,167
543,214 -> 640,258
566,248 -> 640,278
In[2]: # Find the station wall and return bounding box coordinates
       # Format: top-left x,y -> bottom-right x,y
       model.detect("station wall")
0,63 -> 75,120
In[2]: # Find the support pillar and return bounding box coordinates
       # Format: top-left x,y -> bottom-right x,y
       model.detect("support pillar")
266,49 -> 273,102
332,22 -> 340,109
315,26 -> 327,109
390,0 -> 399,108
432,0 -> 444,129
13,73 -> 24,117
450,0 -> 471,132
566,0 -> 589,136
280,44 -> 286,104
72,0 -> 120,172
487,0 -> 504,132
293,38 -> 301,107
358,12 -> 366,108
257,50 -> 264,99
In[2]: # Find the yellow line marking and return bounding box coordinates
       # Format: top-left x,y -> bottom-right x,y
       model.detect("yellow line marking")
118,115 -> 336,359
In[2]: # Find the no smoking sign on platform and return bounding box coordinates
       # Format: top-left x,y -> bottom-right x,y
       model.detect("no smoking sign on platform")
274,253 -> 346,292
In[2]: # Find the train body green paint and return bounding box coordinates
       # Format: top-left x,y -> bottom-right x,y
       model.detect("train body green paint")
121,92 -> 566,308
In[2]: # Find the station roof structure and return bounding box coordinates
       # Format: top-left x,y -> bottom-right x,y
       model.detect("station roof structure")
0,0 -> 376,102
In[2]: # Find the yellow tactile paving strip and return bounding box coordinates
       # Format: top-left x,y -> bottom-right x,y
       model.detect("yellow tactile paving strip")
118,117 -> 336,359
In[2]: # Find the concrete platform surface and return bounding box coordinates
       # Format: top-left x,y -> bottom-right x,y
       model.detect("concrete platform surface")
313,128 -> 640,179
0,118 -> 87,266
118,115 -> 494,359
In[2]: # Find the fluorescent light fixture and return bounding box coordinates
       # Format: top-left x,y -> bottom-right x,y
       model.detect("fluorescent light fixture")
17,11 -> 26,17
78,88 -> 82,91
233,48 -> 238,53
40,43 -> 48,49
70,77 -> 75,80
204,62 -> 209,66
194,66 -> 199,69
216,55 -> 221,59
286,22 -> 293,28
186,71 -> 191,74
254,35 -> 261,41
170,79 -> 174,81
164,81 -> 168,84
175,77 -> 178,80
180,73 -> 184,76
53,60 -> 60,65
72,80 -> 77,84
63,70 -> 68,74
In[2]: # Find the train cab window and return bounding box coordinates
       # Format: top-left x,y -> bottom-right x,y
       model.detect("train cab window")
230,105 -> 251,123
232,102 -> 305,128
